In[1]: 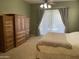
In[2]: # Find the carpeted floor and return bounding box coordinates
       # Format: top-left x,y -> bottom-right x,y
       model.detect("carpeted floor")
0,36 -> 41,59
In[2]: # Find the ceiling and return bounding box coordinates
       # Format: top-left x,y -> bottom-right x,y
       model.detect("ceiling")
24,0 -> 76,4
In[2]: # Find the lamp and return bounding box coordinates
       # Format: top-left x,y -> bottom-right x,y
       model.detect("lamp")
40,0 -> 52,9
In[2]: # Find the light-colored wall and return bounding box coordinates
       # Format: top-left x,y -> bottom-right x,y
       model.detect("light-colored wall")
52,1 -> 79,32
30,5 -> 39,35
30,1 -> 79,35
0,0 -> 30,16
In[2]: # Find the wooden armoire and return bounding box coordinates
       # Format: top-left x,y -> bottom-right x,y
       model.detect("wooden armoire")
0,14 -> 29,52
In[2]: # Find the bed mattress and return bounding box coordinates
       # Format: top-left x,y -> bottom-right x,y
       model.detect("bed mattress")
37,32 -> 79,56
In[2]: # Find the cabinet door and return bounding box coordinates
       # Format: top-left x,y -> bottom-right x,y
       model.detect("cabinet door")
3,15 -> 14,51
15,15 -> 26,46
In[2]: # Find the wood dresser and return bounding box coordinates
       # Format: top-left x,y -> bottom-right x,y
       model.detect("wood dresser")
0,14 -> 29,52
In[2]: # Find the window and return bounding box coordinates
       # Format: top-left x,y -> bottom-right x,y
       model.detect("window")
39,9 -> 65,35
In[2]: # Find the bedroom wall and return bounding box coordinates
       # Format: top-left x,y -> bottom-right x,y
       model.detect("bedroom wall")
0,0 -> 31,16
30,1 -> 79,35
30,5 -> 39,35
52,1 -> 79,32
78,0 -> 79,30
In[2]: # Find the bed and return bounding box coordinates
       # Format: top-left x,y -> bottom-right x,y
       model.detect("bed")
36,32 -> 79,59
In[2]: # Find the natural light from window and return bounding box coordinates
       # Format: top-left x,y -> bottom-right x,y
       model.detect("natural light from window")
39,9 -> 65,35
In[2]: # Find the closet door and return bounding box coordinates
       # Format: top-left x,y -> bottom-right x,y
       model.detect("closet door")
15,15 -> 26,46
3,14 -> 14,51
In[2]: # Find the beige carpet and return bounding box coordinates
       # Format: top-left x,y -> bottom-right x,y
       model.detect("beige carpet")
0,36 -> 41,59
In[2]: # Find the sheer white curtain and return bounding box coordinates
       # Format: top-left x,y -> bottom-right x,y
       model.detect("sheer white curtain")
39,9 -> 65,35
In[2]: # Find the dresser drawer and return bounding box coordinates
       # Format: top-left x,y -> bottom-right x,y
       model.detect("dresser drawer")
5,44 -> 14,51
